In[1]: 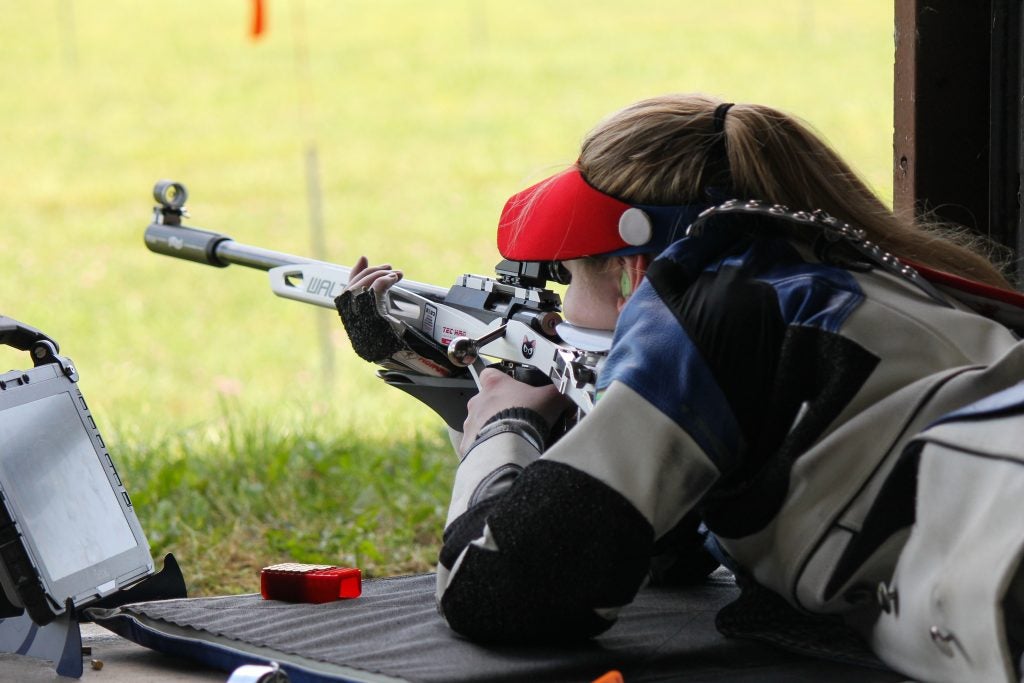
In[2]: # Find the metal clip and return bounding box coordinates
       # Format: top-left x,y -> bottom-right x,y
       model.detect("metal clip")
876,582 -> 898,614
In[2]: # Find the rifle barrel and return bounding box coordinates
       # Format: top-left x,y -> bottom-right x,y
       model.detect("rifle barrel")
213,239 -> 320,271
145,221 -> 449,300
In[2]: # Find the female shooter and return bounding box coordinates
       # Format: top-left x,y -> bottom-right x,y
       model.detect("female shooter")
345,93 -> 1024,678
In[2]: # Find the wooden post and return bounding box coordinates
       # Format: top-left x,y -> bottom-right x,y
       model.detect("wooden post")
893,0 -> 1023,282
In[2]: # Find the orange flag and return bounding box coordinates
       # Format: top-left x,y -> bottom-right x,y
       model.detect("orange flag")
250,0 -> 266,39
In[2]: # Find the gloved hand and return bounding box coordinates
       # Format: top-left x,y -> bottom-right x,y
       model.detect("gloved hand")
335,256 -> 455,377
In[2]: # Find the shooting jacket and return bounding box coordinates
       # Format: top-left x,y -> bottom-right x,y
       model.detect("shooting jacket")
436,223 -> 1024,680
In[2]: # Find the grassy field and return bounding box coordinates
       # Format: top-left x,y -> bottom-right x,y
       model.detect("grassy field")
0,1 -> 895,594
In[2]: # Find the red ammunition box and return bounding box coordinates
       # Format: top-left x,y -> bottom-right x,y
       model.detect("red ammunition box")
260,563 -> 362,603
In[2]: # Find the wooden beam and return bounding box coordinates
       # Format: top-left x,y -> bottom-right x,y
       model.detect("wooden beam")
893,0 -> 1023,281
893,1 -> 990,231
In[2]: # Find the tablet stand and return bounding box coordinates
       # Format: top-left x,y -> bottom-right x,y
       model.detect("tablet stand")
0,605 -> 84,677
0,553 -> 186,678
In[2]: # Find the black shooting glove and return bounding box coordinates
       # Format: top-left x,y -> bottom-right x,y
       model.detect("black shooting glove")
334,289 -> 406,363
335,288 -> 458,377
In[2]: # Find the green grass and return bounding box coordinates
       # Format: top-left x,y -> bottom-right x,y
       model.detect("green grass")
115,409 -> 453,594
0,1 -> 895,593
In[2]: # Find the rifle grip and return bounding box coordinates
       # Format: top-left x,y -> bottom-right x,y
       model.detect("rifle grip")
509,365 -> 551,387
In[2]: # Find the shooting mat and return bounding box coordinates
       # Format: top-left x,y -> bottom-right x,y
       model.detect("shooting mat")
89,571 -> 904,683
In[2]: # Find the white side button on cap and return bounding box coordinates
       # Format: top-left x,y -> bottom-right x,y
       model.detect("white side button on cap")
618,208 -> 652,246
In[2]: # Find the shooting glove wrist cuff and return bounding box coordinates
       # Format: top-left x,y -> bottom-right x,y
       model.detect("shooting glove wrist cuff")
465,407 -> 549,459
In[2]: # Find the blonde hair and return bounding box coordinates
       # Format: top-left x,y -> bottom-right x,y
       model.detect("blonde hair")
578,93 -> 1010,288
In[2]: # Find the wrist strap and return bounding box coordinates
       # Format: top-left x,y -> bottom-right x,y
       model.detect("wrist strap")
465,407 -> 550,459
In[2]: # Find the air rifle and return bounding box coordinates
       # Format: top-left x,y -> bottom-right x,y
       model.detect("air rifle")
143,180 -> 611,431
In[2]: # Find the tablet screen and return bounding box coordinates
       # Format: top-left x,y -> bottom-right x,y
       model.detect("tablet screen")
0,392 -> 137,582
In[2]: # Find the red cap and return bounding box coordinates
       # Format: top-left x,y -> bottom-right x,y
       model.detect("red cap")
497,168 -> 633,261
497,168 -> 710,261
